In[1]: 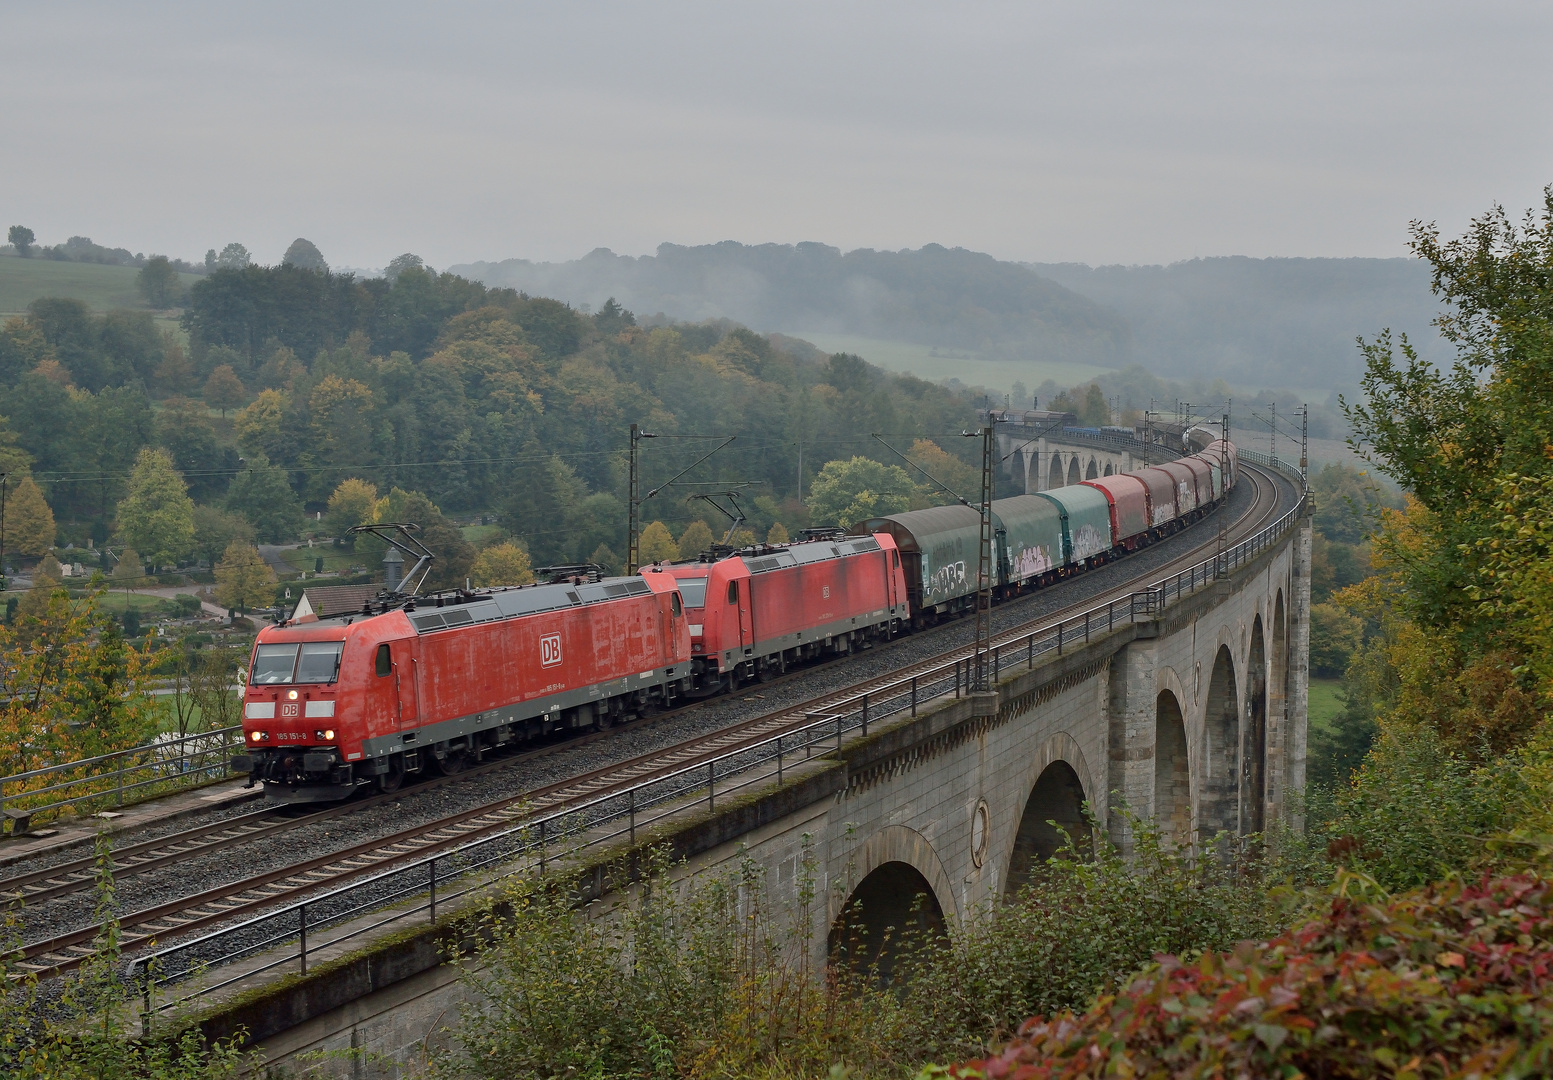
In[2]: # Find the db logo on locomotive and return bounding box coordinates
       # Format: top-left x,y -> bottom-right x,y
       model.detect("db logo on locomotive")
281,703 -> 299,717
540,633 -> 563,668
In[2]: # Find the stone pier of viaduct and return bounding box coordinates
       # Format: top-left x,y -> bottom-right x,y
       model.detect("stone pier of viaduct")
204,475 -> 1310,1075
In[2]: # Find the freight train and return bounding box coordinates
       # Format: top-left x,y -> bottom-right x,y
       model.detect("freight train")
234,441 -> 1237,802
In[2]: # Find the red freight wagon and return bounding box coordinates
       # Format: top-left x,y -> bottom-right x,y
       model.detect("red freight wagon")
1155,460 -> 1200,515
1203,439 -> 1238,487
1133,468 -> 1180,528
662,533 -> 910,689
1081,473 -> 1151,548
236,573 -> 691,802
1179,456 -> 1214,508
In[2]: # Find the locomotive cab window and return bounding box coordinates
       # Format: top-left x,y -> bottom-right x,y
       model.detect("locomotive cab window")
676,577 -> 708,607
670,593 -> 683,617
727,580 -> 739,604
295,642 -> 344,684
375,643 -> 392,677
250,641 -> 344,685
251,644 -> 299,684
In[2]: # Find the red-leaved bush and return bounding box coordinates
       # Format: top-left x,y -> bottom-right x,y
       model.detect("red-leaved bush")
950,873 -> 1553,1079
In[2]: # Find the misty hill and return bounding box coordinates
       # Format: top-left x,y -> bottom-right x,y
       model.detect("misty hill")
457,243 -> 1452,393
1029,257 -> 1449,389
452,243 -> 1130,367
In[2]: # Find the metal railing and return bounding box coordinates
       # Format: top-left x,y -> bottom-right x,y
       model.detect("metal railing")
0,727 -> 242,835
128,473 -> 1307,1018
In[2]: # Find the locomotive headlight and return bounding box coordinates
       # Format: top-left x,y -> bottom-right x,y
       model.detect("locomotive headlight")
319,729 -> 335,741
287,689 -> 299,700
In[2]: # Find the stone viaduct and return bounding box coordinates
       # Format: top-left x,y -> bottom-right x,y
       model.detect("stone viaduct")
995,413 -> 1169,493
194,446 -> 1310,1075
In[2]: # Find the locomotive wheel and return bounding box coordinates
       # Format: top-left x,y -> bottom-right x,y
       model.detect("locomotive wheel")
376,768 -> 404,794
436,749 -> 468,776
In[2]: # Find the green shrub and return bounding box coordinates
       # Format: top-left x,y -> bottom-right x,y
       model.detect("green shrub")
892,815 -> 1285,1061
1289,722 -> 1533,893
442,819 -> 1286,1079
0,838 -> 259,1079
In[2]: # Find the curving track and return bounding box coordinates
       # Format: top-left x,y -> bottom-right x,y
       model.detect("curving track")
7,462 -> 1297,978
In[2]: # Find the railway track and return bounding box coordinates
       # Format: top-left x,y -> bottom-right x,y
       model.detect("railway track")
13,464 -> 1293,978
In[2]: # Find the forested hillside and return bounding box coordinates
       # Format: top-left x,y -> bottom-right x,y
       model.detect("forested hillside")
0,262 -> 980,573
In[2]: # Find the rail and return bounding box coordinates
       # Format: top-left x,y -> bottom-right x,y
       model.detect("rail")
129,464 -> 1308,1021
0,727 -> 243,835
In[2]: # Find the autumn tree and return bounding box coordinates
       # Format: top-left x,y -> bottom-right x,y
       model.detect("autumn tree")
225,453 -> 303,543
638,521 -> 679,564
0,586 -> 159,775
6,475 -> 55,557
8,225 -> 35,256
214,540 -> 275,614
116,447 -> 196,567
203,364 -> 245,417
677,520 -> 714,558
213,242 -> 251,270
190,644 -> 243,729
193,504 -> 255,565
766,522 -> 789,545
1339,187 -> 1553,756
807,457 -> 914,527
137,256 -> 181,308
281,237 -> 328,273
326,477 -> 379,542
906,438 -> 980,507
113,546 -> 145,590
232,387 -> 288,461
588,543 -> 620,575
470,541 -> 534,586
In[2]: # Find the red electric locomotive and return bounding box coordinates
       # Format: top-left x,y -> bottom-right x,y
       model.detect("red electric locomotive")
658,531 -> 911,691
234,571 -> 691,802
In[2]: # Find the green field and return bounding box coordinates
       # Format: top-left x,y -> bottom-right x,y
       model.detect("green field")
96,591 -> 189,616
784,332 -> 1116,395
0,254 -> 201,316
1309,677 -> 1347,732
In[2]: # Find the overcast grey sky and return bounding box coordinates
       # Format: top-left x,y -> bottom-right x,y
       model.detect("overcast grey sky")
4,1 -> 1550,271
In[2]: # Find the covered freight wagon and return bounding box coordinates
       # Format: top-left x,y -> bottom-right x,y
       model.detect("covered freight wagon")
1155,460 -> 1200,515
1179,457 -> 1214,508
991,493 -> 1065,587
1080,474 -> 1150,548
1133,467 -> 1180,527
858,503 -> 983,615
1202,439 -> 1238,486
1036,485 -> 1113,563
